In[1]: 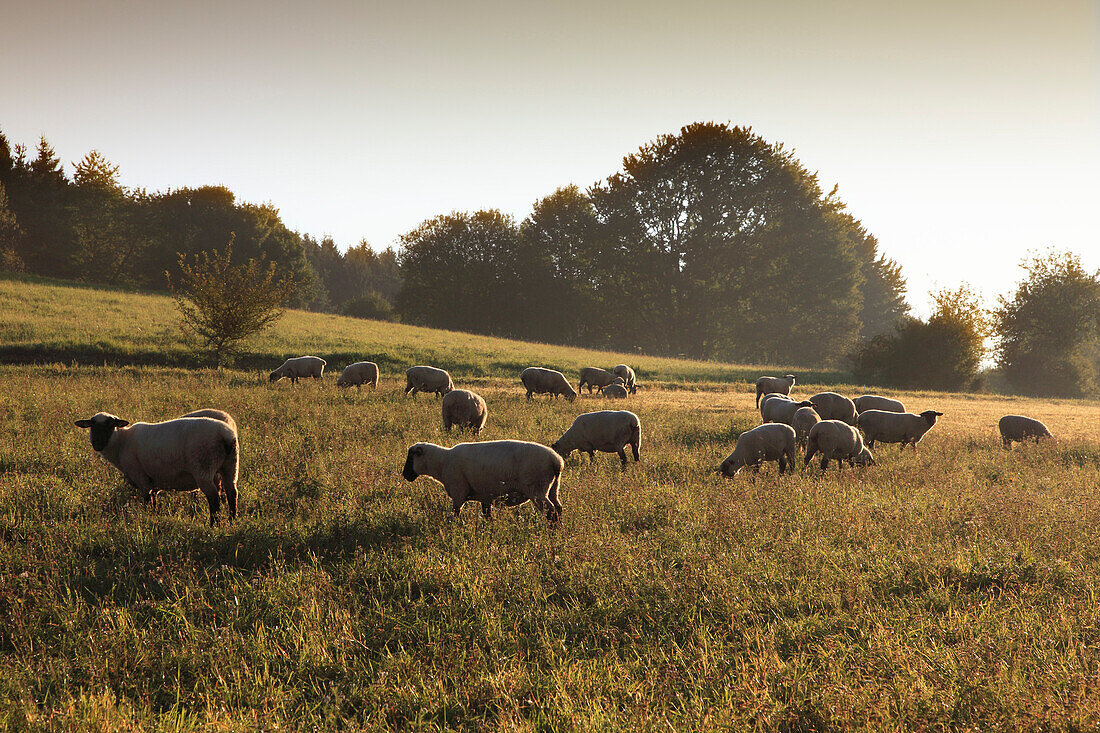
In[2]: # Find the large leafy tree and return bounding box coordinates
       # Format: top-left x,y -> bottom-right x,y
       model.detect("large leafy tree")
994,250 -> 1100,397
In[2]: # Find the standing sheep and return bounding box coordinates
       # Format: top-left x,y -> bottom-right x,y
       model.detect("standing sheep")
755,374 -> 796,407
808,392 -> 857,424
74,411 -> 239,525
402,440 -> 564,522
442,389 -> 488,434
578,367 -> 620,394
269,356 -> 326,384
521,367 -> 578,402
853,394 -> 905,414
998,415 -> 1053,449
601,383 -> 629,399
759,393 -> 794,421
804,420 -> 874,471
761,398 -> 816,425
551,410 -> 641,468
337,361 -> 380,390
181,408 -> 237,434
790,405 -> 821,449
857,409 -> 944,450
612,364 -> 638,394
405,366 -> 454,398
719,423 -> 798,476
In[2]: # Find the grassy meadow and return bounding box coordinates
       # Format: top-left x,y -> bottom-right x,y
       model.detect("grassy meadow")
2,276 -> 1100,730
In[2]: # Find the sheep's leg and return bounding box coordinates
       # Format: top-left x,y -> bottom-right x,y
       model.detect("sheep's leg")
820,457 -> 829,471
630,441 -> 640,462
617,448 -> 628,468
526,390 -> 533,400
481,501 -> 492,520
586,450 -> 596,463
221,465 -> 238,522
198,477 -> 221,526
865,437 -> 875,449
547,474 -> 562,517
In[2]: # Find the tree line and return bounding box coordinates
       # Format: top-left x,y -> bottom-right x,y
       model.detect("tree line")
1,123 -> 1096,395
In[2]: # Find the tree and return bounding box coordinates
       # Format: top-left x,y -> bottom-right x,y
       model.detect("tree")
72,149 -> 121,188
168,238 -> 299,365
994,250 -> 1100,397
343,291 -> 397,321
68,151 -> 148,285
0,181 -> 24,272
849,286 -> 988,391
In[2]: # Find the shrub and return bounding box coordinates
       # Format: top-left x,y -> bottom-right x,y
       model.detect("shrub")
342,291 -> 397,322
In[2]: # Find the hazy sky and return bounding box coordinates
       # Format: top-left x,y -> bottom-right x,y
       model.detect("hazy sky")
2,0 -> 1097,313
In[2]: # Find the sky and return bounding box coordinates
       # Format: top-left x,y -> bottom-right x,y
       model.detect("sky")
1,0 -> 1097,315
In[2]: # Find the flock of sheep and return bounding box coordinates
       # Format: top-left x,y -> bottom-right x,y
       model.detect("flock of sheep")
72,357 -> 1055,527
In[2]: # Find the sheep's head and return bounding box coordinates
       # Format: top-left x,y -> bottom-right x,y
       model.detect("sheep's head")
402,443 -> 432,481
74,412 -> 129,451
718,455 -> 742,477
920,410 -> 944,426
268,370 -> 282,382
853,447 -> 875,467
784,374 -> 796,383
550,440 -> 571,459
565,389 -> 577,403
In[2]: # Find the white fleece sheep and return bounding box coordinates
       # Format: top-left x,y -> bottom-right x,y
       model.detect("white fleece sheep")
269,356 -> 326,383
758,393 -> 794,421
442,389 -> 488,434
578,367 -> 620,394
719,423 -> 798,476
804,420 -> 874,471
521,367 -> 578,402
181,408 -> 237,434
337,361 -> 379,389
612,364 -> 637,394
808,392 -> 857,424
755,374 -> 796,407
853,394 -> 905,414
75,411 -> 239,525
601,383 -> 629,399
761,398 -> 816,425
404,365 -> 454,398
551,410 -> 641,468
790,405 -> 821,449
856,409 -> 944,450
402,440 -> 564,522
998,415 -> 1053,449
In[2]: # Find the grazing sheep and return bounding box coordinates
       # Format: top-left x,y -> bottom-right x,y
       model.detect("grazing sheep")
808,392 -> 857,424
853,394 -> 905,414
578,367 -> 620,394
613,364 -> 638,394
790,405 -> 821,449
857,409 -> 944,449
761,398 -> 816,426
442,389 -> 488,434
998,415 -> 1053,449
719,423 -> 798,476
755,374 -> 796,407
551,410 -> 641,468
405,365 -> 454,398
74,411 -> 239,525
402,440 -> 564,522
521,367 -> 577,402
337,361 -> 379,389
601,383 -> 629,399
804,420 -> 874,471
269,356 -> 326,384
759,393 -> 794,421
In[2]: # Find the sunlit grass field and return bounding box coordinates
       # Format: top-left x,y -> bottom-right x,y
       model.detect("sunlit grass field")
3,276 -> 1100,729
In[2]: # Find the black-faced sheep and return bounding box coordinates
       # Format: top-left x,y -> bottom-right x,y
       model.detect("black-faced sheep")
442,389 -> 488,434
578,367 -> 620,394
337,361 -> 379,389
755,374 -> 796,407
790,405 -> 821,449
761,398 -> 816,425
998,415 -> 1053,449
405,366 -> 454,398
857,409 -> 943,450
269,356 -> 326,383
808,392 -> 857,424
613,364 -> 638,394
402,440 -> 564,522
551,410 -> 641,468
853,394 -> 905,414
75,411 -> 239,525
719,423 -> 798,476
521,367 -> 577,402
804,420 -> 874,471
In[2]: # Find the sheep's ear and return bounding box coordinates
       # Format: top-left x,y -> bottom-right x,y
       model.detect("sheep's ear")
74,419 -> 92,428
112,418 -> 130,428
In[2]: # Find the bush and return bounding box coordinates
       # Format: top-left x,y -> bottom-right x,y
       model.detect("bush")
342,291 -> 397,322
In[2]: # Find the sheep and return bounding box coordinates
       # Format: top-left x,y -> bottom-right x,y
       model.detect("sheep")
804,420 -> 874,471
442,389 -> 488,434
269,356 -> 326,384
613,364 -> 638,394
758,393 -> 794,421
405,365 -> 454,398
998,415 -> 1053,449
755,374 -> 796,406
402,440 -> 564,522
74,411 -> 239,525
521,367 -> 577,402
790,405 -> 821,449
181,408 -> 237,434
718,423 -> 798,476
761,398 -> 816,426
857,409 -> 944,450
578,367 -> 620,394
551,410 -> 641,468
601,383 -> 629,399
808,392 -> 857,424
337,361 -> 379,390
853,394 -> 905,414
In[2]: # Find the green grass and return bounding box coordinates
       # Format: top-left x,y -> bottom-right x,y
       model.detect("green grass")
3,277 -> 1100,729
